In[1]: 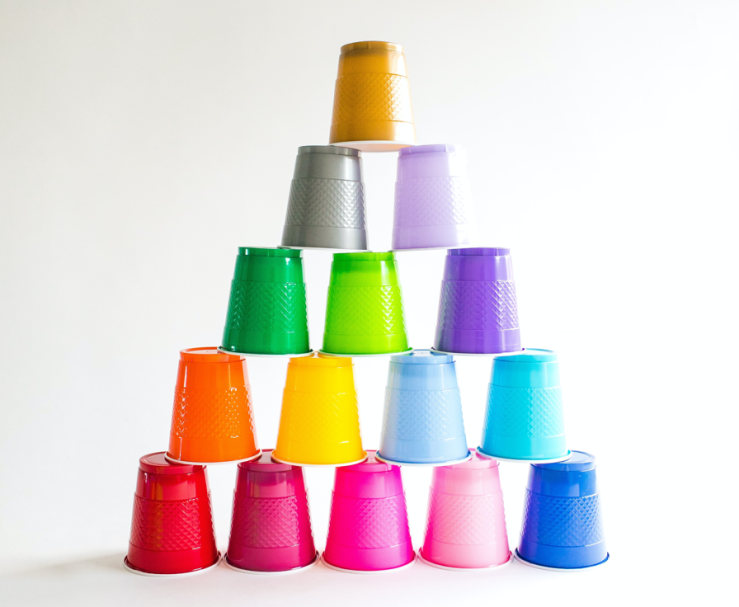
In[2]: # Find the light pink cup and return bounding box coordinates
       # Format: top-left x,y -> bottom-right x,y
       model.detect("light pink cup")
421,450 -> 510,569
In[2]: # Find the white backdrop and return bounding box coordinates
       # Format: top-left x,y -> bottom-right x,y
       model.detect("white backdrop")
1,1 -> 737,605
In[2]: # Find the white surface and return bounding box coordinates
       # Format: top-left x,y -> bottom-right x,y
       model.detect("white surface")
0,0 -> 737,605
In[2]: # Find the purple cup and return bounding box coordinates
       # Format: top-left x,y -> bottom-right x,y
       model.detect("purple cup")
392,144 -> 475,250
434,248 -> 521,354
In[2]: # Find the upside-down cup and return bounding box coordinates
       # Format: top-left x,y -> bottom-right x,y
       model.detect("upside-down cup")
516,451 -> 608,570
434,247 -> 521,354
273,353 -> 366,466
166,348 -> 259,465
125,453 -> 219,576
329,41 -> 415,152
392,144 -> 475,250
322,252 -> 410,355
420,451 -> 511,569
221,247 -> 310,356
478,349 -> 569,462
323,452 -> 415,572
226,451 -> 317,573
377,350 -> 470,465
281,145 -> 368,250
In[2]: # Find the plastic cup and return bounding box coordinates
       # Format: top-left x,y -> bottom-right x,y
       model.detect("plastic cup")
377,349 -> 469,465
434,247 -> 521,354
516,451 -> 608,570
420,451 -> 511,569
323,451 -> 415,572
273,353 -> 366,466
281,145 -> 368,250
225,450 -> 317,573
329,41 -> 416,152
166,348 -> 259,465
221,247 -> 310,356
478,349 -> 569,462
392,144 -> 475,250
322,252 -> 409,355
125,453 -> 219,576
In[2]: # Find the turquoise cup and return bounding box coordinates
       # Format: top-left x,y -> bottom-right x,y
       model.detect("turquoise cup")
479,349 -> 569,462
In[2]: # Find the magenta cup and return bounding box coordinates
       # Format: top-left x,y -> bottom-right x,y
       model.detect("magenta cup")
434,247 -> 521,354
420,451 -> 511,569
392,144 -> 475,250
323,451 -> 415,573
226,451 -> 317,574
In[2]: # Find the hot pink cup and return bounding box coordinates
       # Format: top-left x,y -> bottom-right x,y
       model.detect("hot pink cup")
420,450 -> 511,569
323,451 -> 414,572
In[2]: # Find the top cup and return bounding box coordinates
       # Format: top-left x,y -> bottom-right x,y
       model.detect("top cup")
329,41 -> 416,152
281,146 -> 368,250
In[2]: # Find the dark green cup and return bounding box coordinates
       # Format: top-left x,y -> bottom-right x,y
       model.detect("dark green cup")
221,248 -> 310,355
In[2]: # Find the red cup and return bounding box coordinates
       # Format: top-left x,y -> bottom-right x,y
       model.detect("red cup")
125,452 -> 219,575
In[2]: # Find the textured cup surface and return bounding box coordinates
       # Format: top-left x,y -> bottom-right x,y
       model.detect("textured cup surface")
322,252 -> 409,355
126,453 -> 218,575
273,354 -> 366,466
378,349 -> 468,464
518,451 -> 607,569
221,247 -> 310,355
421,452 -> 510,568
166,348 -> 258,464
434,247 -> 521,354
393,144 -> 475,250
323,452 -> 414,571
329,41 -> 416,152
226,451 -> 316,572
479,349 -> 568,461
282,145 -> 368,250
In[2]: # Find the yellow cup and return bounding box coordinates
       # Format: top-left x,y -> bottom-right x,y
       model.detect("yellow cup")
273,353 -> 367,466
329,41 -> 416,152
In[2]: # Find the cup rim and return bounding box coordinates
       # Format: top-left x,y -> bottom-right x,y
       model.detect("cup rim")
123,554 -> 221,577
320,552 -> 416,574
222,552 -> 319,575
417,549 -> 512,572
513,549 -> 610,572
374,450 -> 473,468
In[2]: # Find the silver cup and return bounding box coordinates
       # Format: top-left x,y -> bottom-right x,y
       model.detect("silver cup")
281,146 -> 368,250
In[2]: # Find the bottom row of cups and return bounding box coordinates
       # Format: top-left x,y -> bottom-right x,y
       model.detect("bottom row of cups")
125,449 -> 607,576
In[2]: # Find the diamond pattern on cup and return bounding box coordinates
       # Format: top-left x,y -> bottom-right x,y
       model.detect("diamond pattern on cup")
171,385 -> 254,440
332,73 -> 413,124
522,491 -> 604,547
225,281 -> 308,333
327,494 -> 410,549
230,494 -> 313,549
437,280 -> 519,331
483,385 -> 564,438
130,495 -> 212,552
280,392 -> 360,442
382,389 -> 465,441
425,490 -> 506,546
325,285 -> 406,336
286,179 -> 366,229
394,177 -> 471,227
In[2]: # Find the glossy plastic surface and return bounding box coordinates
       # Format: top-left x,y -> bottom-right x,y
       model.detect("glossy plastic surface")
478,349 -> 568,461
323,452 -> 415,572
273,353 -> 366,466
378,350 -> 469,465
126,453 -> 218,575
392,144 -> 475,250
329,41 -> 416,152
221,247 -> 310,355
322,252 -> 409,355
517,451 -> 608,569
166,348 -> 259,464
421,451 -> 510,569
226,450 -> 316,573
434,247 -> 521,354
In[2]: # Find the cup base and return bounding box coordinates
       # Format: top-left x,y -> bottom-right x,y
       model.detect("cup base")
431,347 -> 526,358
392,244 -> 471,252
513,549 -> 610,572
418,549 -> 512,571
164,450 -> 262,467
319,347 -> 413,358
320,553 -> 416,574
222,552 -> 319,575
375,450 -> 473,468
476,449 -> 572,464
123,554 -> 221,577
270,452 -> 368,468
217,347 -> 314,358
331,140 -> 415,153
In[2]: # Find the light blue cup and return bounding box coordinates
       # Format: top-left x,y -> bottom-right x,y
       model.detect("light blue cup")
478,349 -> 569,462
377,349 -> 470,466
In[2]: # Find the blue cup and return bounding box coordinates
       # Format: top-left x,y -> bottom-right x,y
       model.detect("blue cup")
478,349 -> 568,462
516,451 -> 608,569
377,349 -> 470,465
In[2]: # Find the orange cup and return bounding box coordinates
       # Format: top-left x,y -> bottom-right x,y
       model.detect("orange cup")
166,348 -> 260,465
